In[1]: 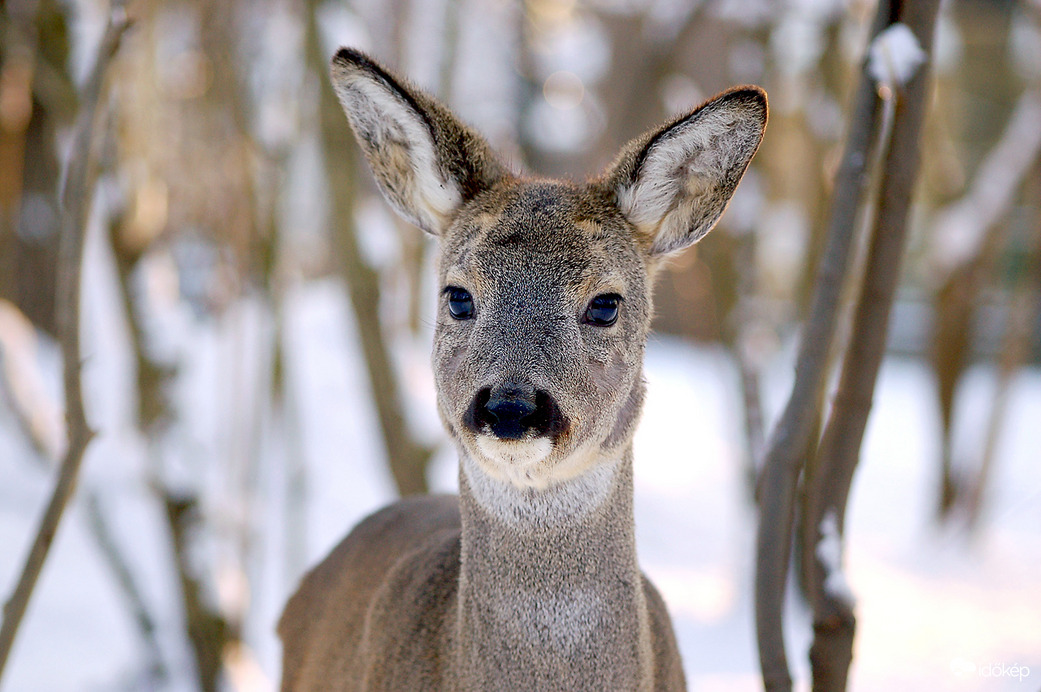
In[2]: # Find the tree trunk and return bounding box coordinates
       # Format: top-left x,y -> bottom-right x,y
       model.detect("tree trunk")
305,2 -> 431,496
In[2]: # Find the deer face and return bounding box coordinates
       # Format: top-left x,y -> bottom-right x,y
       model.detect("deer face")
330,48 -> 766,490
433,182 -> 653,488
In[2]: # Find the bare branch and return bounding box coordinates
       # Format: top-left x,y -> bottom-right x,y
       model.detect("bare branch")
754,3 -> 895,689
163,492 -> 229,692
84,492 -> 167,685
966,194 -> 1041,529
0,4 -> 130,677
928,90 -> 1041,517
803,2 -> 942,689
929,92 -> 1041,277
305,1 -> 432,496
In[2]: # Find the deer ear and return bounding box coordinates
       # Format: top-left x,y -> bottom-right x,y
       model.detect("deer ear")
602,87 -> 767,256
330,48 -> 511,235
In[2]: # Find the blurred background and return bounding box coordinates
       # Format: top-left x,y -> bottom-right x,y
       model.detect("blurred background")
1,0 -> 1039,689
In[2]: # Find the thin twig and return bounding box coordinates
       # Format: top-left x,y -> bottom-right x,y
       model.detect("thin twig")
0,4 -> 130,678
84,491 -> 167,685
754,3 -> 894,689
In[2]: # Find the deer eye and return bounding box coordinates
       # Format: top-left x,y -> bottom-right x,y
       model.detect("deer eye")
445,287 -> 475,320
583,293 -> 622,327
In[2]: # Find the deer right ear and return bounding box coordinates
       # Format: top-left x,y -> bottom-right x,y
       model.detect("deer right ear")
330,48 -> 511,235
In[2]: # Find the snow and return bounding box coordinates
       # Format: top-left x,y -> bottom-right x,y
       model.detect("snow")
815,509 -> 856,607
1,279 -> 1040,691
1010,9 -> 1041,81
867,23 -> 927,91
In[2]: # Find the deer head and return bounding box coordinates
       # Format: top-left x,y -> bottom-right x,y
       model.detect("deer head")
330,48 -> 766,493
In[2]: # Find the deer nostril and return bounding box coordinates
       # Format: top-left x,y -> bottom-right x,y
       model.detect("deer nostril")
463,383 -> 570,442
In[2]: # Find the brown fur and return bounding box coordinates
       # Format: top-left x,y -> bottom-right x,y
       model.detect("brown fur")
280,48 -> 766,691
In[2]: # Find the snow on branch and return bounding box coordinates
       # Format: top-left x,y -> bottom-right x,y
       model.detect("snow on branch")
930,91 -> 1041,275
868,23 -> 927,91
815,510 -> 856,608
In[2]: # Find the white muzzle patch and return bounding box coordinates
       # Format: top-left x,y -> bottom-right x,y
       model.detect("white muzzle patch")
474,435 -> 554,488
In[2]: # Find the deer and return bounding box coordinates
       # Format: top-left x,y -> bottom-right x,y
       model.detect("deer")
278,47 -> 766,691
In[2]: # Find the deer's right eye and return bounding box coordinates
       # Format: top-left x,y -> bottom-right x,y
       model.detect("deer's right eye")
445,287 -> 475,320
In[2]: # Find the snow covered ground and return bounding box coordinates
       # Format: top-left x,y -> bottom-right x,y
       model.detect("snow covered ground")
1,277 -> 1039,691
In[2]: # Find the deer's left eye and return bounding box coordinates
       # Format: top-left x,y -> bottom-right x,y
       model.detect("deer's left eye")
583,293 -> 622,327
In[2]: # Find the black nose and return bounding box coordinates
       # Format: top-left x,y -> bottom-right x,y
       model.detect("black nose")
484,386 -> 537,439
464,382 -> 568,440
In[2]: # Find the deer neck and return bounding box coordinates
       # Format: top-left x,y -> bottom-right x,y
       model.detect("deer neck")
453,445 -> 654,690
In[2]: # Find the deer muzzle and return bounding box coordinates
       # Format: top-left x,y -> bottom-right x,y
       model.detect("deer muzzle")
465,382 -> 569,441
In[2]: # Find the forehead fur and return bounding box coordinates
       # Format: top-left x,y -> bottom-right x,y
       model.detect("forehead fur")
440,180 -> 645,291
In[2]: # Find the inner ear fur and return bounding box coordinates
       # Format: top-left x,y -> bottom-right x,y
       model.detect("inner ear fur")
330,48 -> 512,235
599,86 -> 767,256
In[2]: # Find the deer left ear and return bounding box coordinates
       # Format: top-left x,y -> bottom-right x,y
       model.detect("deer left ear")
601,87 -> 767,256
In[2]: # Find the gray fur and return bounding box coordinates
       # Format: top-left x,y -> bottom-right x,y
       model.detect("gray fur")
279,48 -> 766,691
